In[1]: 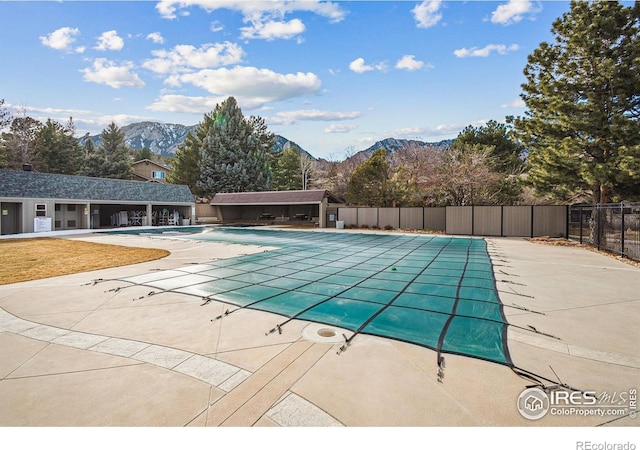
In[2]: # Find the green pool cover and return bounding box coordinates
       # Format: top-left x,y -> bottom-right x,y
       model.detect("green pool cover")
115,228 -> 511,366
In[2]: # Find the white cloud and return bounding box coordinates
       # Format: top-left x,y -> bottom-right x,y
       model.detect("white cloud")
396,55 -> 425,71
271,109 -> 361,125
146,32 -> 165,44
349,58 -> 373,74
349,57 -> 387,74
40,27 -> 81,52
94,30 -> 124,51
147,94 -> 230,114
156,0 -> 346,22
491,0 -> 539,25
412,0 -> 443,28
81,59 -> 145,89
173,66 -> 321,108
324,123 -> 357,134
454,44 -> 519,58
210,21 -> 224,32
501,98 -> 526,108
241,18 -> 305,41
143,42 -> 244,74
16,104 -> 94,118
156,0 -> 345,42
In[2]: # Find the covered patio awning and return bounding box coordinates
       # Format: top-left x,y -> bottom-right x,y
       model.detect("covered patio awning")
209,190 -> 343,227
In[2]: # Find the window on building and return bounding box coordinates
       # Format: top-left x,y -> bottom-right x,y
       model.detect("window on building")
67,204 -> 76,212
152,171 -> 165,179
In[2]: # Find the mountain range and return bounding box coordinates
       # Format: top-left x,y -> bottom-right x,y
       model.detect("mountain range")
80,121 -> 453,161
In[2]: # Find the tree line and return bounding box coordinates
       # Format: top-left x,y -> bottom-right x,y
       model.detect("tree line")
2,1 -> 638,207
0,104 -> 150,180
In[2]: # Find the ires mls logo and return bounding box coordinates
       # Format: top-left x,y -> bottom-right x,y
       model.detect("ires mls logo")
517,387 -> 637,420
517,387 -> 550,420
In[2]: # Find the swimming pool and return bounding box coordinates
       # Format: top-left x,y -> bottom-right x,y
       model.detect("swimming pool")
112,227 -> 511,366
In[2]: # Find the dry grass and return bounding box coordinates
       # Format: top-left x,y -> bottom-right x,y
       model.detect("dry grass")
0,238 -> 169,285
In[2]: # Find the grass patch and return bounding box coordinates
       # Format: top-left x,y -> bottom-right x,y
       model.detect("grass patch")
0,238 -> 170,285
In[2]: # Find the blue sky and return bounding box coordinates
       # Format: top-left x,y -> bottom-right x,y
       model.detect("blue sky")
0,1 -> 575,160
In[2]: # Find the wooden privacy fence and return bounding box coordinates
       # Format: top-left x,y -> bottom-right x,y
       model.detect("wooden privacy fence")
337,205 -> 568,238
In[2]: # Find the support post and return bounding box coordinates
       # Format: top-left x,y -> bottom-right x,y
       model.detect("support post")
621,203 -> 626,258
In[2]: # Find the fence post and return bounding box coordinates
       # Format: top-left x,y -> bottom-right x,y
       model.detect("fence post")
621,202 -> 625,258
530,205 -> 534,238
471,206 -> 475,236
579,206 -> 583,244
596,204 -> 601,251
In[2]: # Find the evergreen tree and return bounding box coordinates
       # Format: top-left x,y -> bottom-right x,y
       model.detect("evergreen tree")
272,146 -> 303,190
84,122 -> 133,179
167,114 -> 209,196
36,118 -> 84,174
346,149 -> 396,207
511,0 -> 640,203
133,147 -> 153,161
197,97 -> 274,195
453,120 -> 525,173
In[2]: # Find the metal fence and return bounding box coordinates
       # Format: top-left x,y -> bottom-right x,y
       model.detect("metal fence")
568,203 -> 640,261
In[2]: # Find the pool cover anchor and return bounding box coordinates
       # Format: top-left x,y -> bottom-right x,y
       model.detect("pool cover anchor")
264,320 -> 289,336
527,325 -> 560,340
212,308 -> 235,321
437,356 -> 446,383
336,333 -> 355,355
265,324 -> 283,336
133,291 -> 156,301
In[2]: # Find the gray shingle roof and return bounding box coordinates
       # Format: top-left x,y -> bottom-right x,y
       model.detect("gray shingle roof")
0,169 -> 194,203
210,190 -> 341,205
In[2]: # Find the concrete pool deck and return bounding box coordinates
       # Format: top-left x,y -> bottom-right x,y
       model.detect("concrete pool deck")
0,228 -> 638,431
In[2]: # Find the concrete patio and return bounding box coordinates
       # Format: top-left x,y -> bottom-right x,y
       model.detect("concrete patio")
1,228 -> 638,445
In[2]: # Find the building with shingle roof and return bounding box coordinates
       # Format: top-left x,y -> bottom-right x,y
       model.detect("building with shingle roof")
0,168 -> 195,235
208,190 -> 343,228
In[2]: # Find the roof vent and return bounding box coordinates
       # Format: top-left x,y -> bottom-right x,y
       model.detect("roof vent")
22,163 -> 32,171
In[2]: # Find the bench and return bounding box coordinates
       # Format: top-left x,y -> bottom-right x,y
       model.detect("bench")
196,216 -> 219,224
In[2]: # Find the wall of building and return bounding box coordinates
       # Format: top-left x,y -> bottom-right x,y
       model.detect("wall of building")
132,161 -> 169,183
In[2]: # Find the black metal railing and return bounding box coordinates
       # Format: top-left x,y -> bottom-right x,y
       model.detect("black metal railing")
568,203 -> 640,261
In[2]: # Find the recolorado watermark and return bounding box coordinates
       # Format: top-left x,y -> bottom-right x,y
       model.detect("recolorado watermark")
517,387 -> 637,421
576,442 -> 636,450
